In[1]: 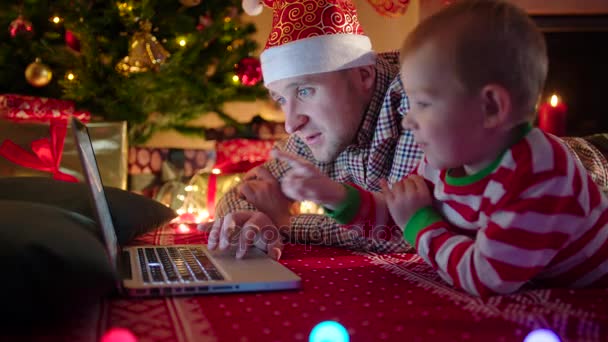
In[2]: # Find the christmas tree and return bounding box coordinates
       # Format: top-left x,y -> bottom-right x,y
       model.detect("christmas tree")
0,0 -> 266,144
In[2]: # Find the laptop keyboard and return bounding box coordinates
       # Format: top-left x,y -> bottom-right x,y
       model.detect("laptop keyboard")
137,246 -> 224,283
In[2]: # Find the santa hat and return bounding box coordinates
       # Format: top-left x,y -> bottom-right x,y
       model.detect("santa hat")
243,0 -> 376,85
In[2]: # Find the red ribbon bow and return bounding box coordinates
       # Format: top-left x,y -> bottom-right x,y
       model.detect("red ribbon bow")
0,119 -> 78,182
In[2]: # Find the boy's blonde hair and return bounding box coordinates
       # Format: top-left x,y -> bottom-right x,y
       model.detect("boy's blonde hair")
400,0 -> 548,121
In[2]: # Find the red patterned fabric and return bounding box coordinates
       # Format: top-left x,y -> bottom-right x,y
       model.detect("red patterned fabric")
14,225 -> 608,341
366,0 -> 411,17
262,0 -> 364,50
0,94 -> 90,122
213,138 -> 274,174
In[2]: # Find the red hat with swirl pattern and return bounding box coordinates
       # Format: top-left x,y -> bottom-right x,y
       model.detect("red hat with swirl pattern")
242,0 -> 376,85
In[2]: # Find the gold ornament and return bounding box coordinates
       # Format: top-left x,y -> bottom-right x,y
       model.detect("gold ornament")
179,0 -> 201,7
116,21 -> 170,75
25,58 -> 53,87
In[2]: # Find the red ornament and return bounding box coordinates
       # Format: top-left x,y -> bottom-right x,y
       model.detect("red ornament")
9,15 -> 34,38
197,15 -> 213,31
65,30 -> 81,52
366,0 -> 410,18
538,94 -> 568,136
234,57 -> 262,86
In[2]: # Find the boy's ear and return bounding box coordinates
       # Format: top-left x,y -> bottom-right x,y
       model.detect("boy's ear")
480,84 -> 511,129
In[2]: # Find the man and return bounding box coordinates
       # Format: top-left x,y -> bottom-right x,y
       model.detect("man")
201,0 -> 423,260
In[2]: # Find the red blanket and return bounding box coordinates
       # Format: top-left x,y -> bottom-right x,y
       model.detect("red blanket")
18,225 -> 608,341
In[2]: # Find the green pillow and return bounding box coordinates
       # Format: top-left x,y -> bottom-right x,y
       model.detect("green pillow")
0,177 -> 177,244
0,200 -> 116,328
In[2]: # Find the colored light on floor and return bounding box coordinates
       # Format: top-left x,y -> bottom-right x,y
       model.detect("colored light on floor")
524,329 -> 561,342
309,321 -> 349,342
101,327 -> 137,342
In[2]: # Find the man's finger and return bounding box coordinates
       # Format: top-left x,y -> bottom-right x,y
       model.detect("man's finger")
219,214 -> 237,250
265,230 -> 284,261
272,150 -> 311,170
243,166 -> 261,181
238,182 -> 255,201
379,179 -> 393,200
207,218 -> 222,250
251,164 -> 275,181
236,223 -> 260,259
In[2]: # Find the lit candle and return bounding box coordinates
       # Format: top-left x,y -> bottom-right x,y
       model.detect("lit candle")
538,94 -> 567,136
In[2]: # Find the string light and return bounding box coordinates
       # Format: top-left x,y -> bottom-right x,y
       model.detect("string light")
50,16 -> 63,24
177,36 -> 187,47
310,321 -> 349,342
211,168 -> 221,175
231,75 -> 240,84
524,329 -> 561,342
65,71 -> 76,81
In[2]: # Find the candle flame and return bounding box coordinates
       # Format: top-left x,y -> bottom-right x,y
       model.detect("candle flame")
550,94 -> 559,107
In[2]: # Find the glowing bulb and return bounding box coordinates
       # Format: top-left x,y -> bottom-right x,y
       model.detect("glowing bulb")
101,327 -> 137,342
212,168 -> 221,175
66,72 -> 75,81
309,321 -> 349,342
176,208 -> 186,215
550,94 -> 559,107
178,223 -> 191,234
185,185 -> 198,192
232,75 -> 240,84
178,38 -> 187,47
196,210 -> 210,223
524,329 -> 561,342
51,16 -> 62,24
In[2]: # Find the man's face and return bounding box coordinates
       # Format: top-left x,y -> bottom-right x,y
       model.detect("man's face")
266,70 -> 369,162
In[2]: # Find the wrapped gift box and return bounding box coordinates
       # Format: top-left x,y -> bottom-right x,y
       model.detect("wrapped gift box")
0,119 -> 128,189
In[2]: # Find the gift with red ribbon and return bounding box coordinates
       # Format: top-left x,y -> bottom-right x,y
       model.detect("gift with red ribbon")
0,119 -> 78,182
0,95 -> 127,188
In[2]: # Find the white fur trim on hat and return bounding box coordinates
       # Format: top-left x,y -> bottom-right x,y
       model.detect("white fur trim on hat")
242,0 -> 264,16
260,34 -> 376,85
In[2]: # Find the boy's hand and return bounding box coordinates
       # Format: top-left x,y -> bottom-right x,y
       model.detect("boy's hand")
380,175 -> 432,228
272,150 -> 347,210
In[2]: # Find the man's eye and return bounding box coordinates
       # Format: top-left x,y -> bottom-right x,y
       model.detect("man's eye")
298,88 -> 312,97
275,97 -> 286,106
416,101 -> 430,108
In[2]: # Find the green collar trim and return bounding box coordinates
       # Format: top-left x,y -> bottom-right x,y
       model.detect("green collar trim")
445,123 -> 532,186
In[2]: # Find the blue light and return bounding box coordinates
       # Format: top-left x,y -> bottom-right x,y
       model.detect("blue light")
309,321 -> 349,342
523,329 -> 561,342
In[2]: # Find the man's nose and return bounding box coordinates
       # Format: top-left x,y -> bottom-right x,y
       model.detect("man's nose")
284,104 -> 309,134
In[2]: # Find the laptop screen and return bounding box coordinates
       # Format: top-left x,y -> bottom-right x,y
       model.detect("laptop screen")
71,117 -> 120,270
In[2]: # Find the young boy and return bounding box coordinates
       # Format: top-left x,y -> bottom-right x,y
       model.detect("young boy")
273,0 -> 608,297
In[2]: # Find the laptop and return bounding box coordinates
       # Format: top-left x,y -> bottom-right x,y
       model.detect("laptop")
71,117 -> 301,297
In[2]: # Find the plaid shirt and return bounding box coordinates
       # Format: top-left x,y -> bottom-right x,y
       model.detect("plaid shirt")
215,52 -> 423,253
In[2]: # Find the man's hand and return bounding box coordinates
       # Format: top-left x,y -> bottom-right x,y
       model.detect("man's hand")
272,150 -> 346,210
238,165 -> 292,228
380,175 -> 432,228
198,211 -> 285,260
